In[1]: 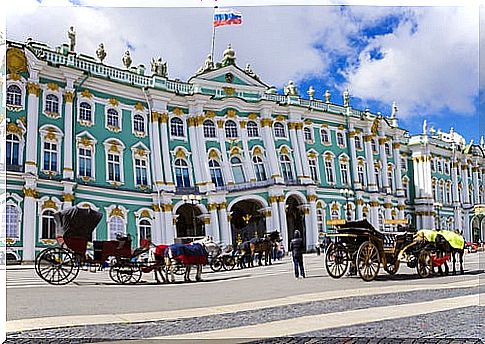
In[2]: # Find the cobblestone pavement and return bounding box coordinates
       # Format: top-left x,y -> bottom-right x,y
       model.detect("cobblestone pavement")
6,285 -> 483,343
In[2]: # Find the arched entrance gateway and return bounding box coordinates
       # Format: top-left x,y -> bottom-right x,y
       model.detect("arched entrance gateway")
230,199 -> 266,245
470,215 -> 485,243
285,195 -> 306,251
175,204 -> 205,243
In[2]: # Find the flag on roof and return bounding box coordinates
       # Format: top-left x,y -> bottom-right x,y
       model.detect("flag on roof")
214,8 -> 242,27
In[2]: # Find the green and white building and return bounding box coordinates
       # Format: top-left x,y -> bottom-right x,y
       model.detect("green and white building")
4,35 -> 485,262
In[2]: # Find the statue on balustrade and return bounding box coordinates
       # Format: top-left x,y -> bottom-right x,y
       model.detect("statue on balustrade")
284,80 -> 298,96
151,57 -> 168,77
96,43 -> 107,63
67,26 -> 76,52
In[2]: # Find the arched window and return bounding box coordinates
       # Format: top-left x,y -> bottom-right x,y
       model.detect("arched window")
209,159 -> 224,187
45,94 -> 59,114
374,165 -> 381,189
139,219 -> 151,241
174,158 -> 190,187
324,156 -> 335,184
437,159 -> 442,174
170,117 -> 184,137
431,159 -> 436,172
109,216 -> 125,240
43,141 -> 58,172
403,177 -> 409,199
304,127 -> 313,141
274,123 -> 286,138
371,139 -> 378,153
6,205 -> 20,238
444,161 -> 450,175
79,102 -> 92,122
337,132 -> 345,147
253,156 -> 267,181
133,114 -> 145,133
321,128 -> 330,144
41,210 -> 56,239
309,158 -> 318,182
357,161 -> 366,186
247,121 -> 259,137
7,84 -> 22,106
134,158 -> 148,186
340,160 -> 350,185
225,120 -> 238,138
107,108 -> 120,128
203,120 -> 216,138
331,207 -> 340,220
316,206 -> 325,232
354,135 -> 362,150
280,155 -> 294,182
6,134 -> 20,166
385,143 -> 391,156
387,167 -> 394,191
231,156 -> 246,184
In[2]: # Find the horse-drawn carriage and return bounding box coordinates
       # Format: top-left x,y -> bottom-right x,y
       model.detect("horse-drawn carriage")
324,220 -> 464,281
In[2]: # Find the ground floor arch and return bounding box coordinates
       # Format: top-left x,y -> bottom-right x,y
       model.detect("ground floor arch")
470,215 -> 485,243
175,203 -> 205,240
285,194 -> 306,251
230,198 -> 266,245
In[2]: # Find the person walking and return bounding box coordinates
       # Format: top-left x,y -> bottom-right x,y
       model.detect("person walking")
290,230 -> 305,279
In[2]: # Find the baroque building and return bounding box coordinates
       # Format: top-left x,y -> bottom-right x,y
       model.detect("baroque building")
4,34 -> 485,262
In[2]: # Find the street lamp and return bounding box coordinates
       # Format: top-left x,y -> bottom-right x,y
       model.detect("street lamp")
340,188 -> 354,221
182,194 -> 202,237
434,202 -> 443,230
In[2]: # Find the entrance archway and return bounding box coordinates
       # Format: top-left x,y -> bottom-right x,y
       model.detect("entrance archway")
175,204 -> 205,240
470,215 -> 484,243
285,195 -> 305,250
230,199 -> 266,245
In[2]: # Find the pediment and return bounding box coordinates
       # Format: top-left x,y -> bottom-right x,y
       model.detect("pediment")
189,65 -> 268,90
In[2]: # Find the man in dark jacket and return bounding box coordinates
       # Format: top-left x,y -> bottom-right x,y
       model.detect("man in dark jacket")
289,230 -> 305,278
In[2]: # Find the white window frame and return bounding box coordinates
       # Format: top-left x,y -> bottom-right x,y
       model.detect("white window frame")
402,176 -> 410,199
39,208 -> 57,240
132,111 -> 147,138
321,128 -> 331,145
77,96 -> 96,127
170,116 -> 186,139
387,165 -> 395,191
273,122 -> 287,139
231,156 -> 246,184
6,133 -> 22,166
6,81 -> 25,110
304,126 -> 313,142
225,120 -> 239,139
354,134 -> 363,150
105,205 -> 128,240
246,120 -> 259,138
252,155 -> 267,181
309,158 -> 319,182
39,126 -> 63,176
174,157 -> 192,188
105,107 -> 122,132
357,159 -> 367,187
339,158 -> 350,186
76,132 -> 97,181
132,145 -> 151,188
279,154 -> 294,181
203,119 -> 217,139
324,154 -> 336,185
43,87 -> 63,119
209,159 -> 224,187
5,200 -> 22,239
138,218 -> 152,242
336,131 -> 346,148
103,139 -> 125,185
371,139 -> 378,154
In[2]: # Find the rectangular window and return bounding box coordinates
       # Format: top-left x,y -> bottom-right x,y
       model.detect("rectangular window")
79,148 -> 92,177
108,153 -> 121,182
135,158 -> 148,186
340,162 -> 349,185
43,142 -> 58,172
358,164 -> 365,186
309,159 -> 318,181
325,160 -> 334,184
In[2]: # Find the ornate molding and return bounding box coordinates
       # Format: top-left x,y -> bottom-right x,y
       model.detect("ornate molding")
134,102 -> 145,111
22,187 -> 39,198
260,118 -> 273,127
108,98 -> 119,107
26,82 -> 41,97
64,91 -> 74,103
307,194 -> 318,202
42,199 -> 59,210
47,82 -> 59,91
7,122 -> 23,136
369,200 -> 380,207
205,111 -> 216,118
172,108 -> 184,116
81,89 -> 93,98
62,193 -> 75,202
226,109 -> 237,118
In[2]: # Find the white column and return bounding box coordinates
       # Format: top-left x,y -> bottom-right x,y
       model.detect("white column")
264,210 -> 272,233
356,199 -> 363,220
25,82 -> 41,174
413,157 -> 422,198
379,136 -> 389,192
217,120 -> 234,185
270,197 -> 280,233
209,204 -> 220,243
462,164 -> 470,204
22,178 -> 38,261
63,90 -> 74,179
309,199 -> 318,239
152,207 -> 163,245
393,141 -> 404,196
296,123 -> 311,182
164,205 -> 175,244
150,113 -> 164,185
369,197 -> 379,229
260,117 -> 282,182
303,207 -> 313,250
364,133 -> 377,192
288,123 -> 303,180
159,114 -> 174,188
451,161 -> 460,203
348,127 -> 360,189
195,118 -> 212,187
218,204 -> 231,245
472,166 -> 480,204
61,181 -> 75,209
463,210 -> 471,241
240,121 -> 256,182
277,196 -> 288,250
187,117 -> 203,185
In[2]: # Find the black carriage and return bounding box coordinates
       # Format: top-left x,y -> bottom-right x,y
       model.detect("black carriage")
324,220 -> 424,281
34,206 -> 152,285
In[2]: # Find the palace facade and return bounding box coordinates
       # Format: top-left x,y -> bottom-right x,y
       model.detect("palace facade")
4,35 -> 485,261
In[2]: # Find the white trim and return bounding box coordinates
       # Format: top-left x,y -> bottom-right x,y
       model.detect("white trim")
39,125 -> 64,176
131,142 -> 152,188
169,114 -> 187,141
103,138 -> 126,185
273,121 -> 287,140
131,110 -> 148,138
42,85 -> 63,119
76,131 -> 97,181
105,204 -> 129,240
6,79 -> 26,112
105,105 -> 122,132
227,195 -> 269,212
77,95 -> 96,127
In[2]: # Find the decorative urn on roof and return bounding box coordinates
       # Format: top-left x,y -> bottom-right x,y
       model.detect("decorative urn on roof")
221,44 -> 236,67
96,43 -> 107,63
122,50 -> 132,69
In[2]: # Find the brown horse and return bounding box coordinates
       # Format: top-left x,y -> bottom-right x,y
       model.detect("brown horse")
249,231 -> 281,267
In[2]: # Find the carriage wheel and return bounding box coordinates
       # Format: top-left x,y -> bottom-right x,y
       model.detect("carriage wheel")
222,256 -> 237,271
417,251 -> 433,278
109,264 -> 138,284
129,265 -> 143,284
356,241 -> 380,282
210,258 -> 223,272
325,243 -> 349,279
384,260 -> 400,275
35,247 -> 80,285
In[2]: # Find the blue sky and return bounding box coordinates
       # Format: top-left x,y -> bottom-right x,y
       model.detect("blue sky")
7,2 -> 481,142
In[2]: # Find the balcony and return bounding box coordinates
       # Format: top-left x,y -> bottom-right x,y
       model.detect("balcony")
175,186 -> 200,195
6,164 -> 24,173
216,179 -> 275,192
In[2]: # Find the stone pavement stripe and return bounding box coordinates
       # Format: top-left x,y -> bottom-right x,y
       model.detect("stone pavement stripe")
155,294 -> 479,340
6,278 -> 479,333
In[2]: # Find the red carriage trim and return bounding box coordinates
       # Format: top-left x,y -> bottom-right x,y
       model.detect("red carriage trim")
431,255 -> 450,267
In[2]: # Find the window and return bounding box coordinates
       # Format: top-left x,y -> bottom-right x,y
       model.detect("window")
43,141 -> 58,172
109,216 -> 124,240
6,134 -> 20,166
133,114 -> 145,133
337,132 -> 345,147
445,183 -> 452,204
340,160 -> 350,185
321,128 -> 330,144
7,85 -> 22,106
385,143 -> 391,156
432,180 -> 437,201
41,210 -> 56,239
45,94 -> 59,114
170,117 -> 184,137
6,205 -> 19,238
231,157 -> 246,184
324,158 -> 335,184
174,158 -> 190,187
304,127 -> 313,141
280,155 -> 294,182
203,120 -> 216,138
316,207 -> 325,232
225,120 -> 238,138
139,219 -> 151,241
371,139 -> 378,154
354,135 -> 362,150
444,162 -> 450,175
403,178 -> 409,199
437,159 -> 442,174
107,109 -> 120,129
253,156 -> 267,181
387,168 -> 394,191
274,123 -> 286,138
431,159 -> 436,173
135,158 -> 148,186
107,153 -> 121,182
78,147 -> 92,178
79,102 -> 92,122
247,121 -> 259,137
401,157 -> 407,171
357,162 -> 366,186
375,165 -> 381,189
209,159 -> 224,187
309,159 -> 318,182
378,212 -> 384,231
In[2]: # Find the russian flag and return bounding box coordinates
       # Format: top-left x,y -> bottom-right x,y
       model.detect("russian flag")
213,8 -> 242,27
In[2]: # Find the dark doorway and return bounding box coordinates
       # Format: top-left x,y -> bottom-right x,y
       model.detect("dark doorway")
175,204 -> 205,239
230,200 -> 265,245
286,195 -> 305,250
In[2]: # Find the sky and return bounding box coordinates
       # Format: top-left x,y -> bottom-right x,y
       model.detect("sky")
5,0 -> 482,142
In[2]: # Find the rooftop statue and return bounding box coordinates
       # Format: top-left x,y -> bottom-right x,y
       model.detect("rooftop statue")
324,89 -> 331,103
423,120 -> 428,135
196,54 -> 214,74
122,50 -> 132,69
284,80 -> 298,96
151,57 -> 168,78
391,101 -> 398,118
343,89 -> 350,107
221,44 -> 236,67
67,26 -> 76,52
96,43 -> 106,63
307,86 -> 315,100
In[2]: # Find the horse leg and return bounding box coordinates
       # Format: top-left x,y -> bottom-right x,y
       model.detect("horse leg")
195,265 -> 202,282
258,251 -> 263,266
452,251 -> 457,275
459,251 -> 464,274
185,265 -> 191,282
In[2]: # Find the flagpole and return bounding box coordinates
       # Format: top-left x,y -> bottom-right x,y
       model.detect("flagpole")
210,6 -> 218,61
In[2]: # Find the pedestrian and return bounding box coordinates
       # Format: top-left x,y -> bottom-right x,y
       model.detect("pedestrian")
289,230 -> 305,279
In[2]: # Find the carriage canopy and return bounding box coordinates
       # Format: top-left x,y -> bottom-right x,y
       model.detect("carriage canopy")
53,206 -> 103,242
